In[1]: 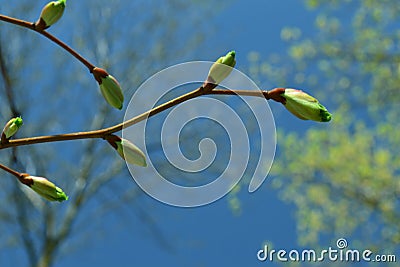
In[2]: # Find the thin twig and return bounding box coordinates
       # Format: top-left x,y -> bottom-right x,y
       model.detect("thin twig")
0,14 -> 95,71
209,89 -> 267,98
0,87 -> 203,148
0,14 -> 287,151
0,162 -> 21,178
0,88 -> 283,150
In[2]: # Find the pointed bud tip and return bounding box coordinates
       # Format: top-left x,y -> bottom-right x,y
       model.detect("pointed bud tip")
14,117 -> 23,127
55,187 -> 69,202
321,111 -> 332,122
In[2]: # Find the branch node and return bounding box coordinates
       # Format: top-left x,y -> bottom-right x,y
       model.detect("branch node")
0,132 -> 8,145
266,88 -> 287,104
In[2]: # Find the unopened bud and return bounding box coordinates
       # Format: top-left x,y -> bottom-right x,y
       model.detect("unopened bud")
2,117 -> 23,139
281,88 -> 332,122
204,51 -> 236,91
36,0 -> 66,30
20,174 -> 68,202
106,135 -> 147,167
92,67 -> 124,110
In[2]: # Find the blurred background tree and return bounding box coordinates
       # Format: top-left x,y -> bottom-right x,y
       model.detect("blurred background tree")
0,1 -> 227,266
247,0 -> 400,261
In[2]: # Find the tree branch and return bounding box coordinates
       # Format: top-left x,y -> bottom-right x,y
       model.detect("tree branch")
0,14 -> 95,71
0,87 -> 283,150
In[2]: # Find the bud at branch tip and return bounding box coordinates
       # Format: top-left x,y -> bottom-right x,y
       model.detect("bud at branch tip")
105,135 -> 147,167
92,67 -> 124,110
204,50 -> 236,91
280,88 -> 332,122
2,117 -> 23,140
35,0 -> 66,31
20,174 -> 68,202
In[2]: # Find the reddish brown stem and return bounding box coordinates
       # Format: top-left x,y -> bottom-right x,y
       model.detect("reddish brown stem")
0,163 -> 32,185
0,162 -> 21,178
39,30 -> 95,71
0,88 -> 284,150
0,87 -> 205,149
0,132 -> 8,145
208,89 -> 266,98
0,14 -> 95,71
208,88 -> 286,104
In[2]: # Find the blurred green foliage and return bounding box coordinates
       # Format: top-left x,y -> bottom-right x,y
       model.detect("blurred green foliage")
249,0 -> 400,257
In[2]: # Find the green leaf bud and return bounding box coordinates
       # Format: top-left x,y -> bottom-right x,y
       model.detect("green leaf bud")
20,174 -> 68,202
106,135 -> 147,167
92,67 -> 124,110
36,0 -> 66,30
